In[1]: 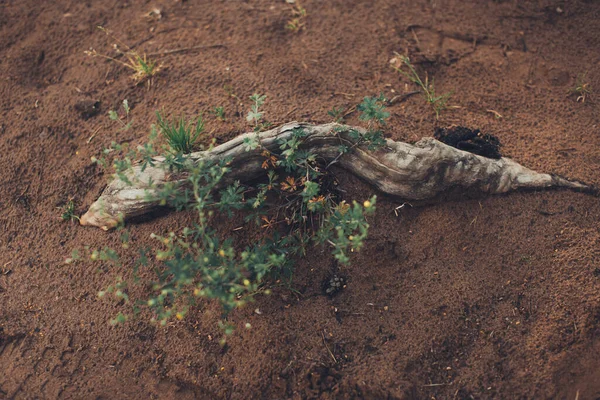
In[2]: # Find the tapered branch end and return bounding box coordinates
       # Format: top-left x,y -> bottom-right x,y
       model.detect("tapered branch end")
551,175 -> 599,196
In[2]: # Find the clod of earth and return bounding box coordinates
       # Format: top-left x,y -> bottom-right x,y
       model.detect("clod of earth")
80,122 -> 594,230
74,99 -> 101,119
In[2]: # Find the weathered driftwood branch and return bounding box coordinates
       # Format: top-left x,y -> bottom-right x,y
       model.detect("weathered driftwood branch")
81,122 -> 592,230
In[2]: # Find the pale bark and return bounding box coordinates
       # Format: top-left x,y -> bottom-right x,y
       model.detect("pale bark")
81,122 -> 593,230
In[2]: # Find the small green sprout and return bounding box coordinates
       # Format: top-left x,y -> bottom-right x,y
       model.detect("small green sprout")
327,106 -> 346,123
286,4 -> 307,32
391,53 -> 452,118
571,72 -> 592,103
108,99 -> 133,130
357,94 -> 390,125
156,112 -> 204,154
60,200 -> 80,222
213,106 -> 226,121
246,93 -> 267,126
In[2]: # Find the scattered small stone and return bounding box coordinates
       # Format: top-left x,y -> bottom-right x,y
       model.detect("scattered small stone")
323,275 -> 346,296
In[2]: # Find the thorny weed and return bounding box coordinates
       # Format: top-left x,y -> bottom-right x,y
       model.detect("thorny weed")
391,52 -> 452,119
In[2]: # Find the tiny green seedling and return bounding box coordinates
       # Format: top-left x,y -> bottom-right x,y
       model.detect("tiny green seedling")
223,84 -> 241,101
108,99 -> 133,130
286,3 -> 307,32
327,95 -> 389,168
327,106 -> 346,123
85,26 -> 161,86
156,111 -> 204,154
213,106 -> 226,121
244,93 -> 269,150
357,94 -> 390,126
571,72 -> 592,103
391,53 -> 452,119
60,200 -> 80,222
246,93 -> 267,126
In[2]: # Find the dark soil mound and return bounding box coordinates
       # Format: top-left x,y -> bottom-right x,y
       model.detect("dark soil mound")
435,126 -> 502,159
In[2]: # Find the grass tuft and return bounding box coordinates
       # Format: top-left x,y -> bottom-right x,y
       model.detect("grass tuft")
156,112 -> 204,154
85,26 -> 161,86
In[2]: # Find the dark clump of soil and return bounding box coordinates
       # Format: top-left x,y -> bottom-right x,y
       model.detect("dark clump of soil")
1,0 -> 600,399
434,126 -> 502,159
74,99 -> 101,120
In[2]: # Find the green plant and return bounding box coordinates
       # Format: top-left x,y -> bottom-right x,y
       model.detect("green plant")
213,106 -> 226,121
328,94 -> 389,164
80,96 -> 381,336
357,94 -> 390,126
59,199 -> 80,222
108,99 -> 133,130
286,4 -> 307,32
85,26 -> 161,86
327,106 -> 345,123
244,93 -> 271,150
571,72 -> 592,103
156,111 -> 204,154
391,53 -> 452,118
246,93 -> 267,128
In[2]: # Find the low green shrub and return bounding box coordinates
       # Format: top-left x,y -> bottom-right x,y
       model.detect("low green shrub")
79,94 -> 388,334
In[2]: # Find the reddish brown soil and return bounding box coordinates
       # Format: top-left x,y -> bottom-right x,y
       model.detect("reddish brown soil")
1,0 -> 600,398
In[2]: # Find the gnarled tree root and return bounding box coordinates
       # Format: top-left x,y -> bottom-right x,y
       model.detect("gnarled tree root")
81,122 -> 594,230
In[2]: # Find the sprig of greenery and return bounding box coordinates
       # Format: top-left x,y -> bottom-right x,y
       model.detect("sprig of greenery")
391,53 -> 452,118
328,95 -> 389,161
327,106 -> 346,123
156,112 -> 204,154
571,72 -> 592,103
246,93 -> 267,127
85,26 -> 161,86
357,94 -> 390,125
244,93 -> 270,150
286,4 -> 307,32
213,106 -> 226,121
108,99 -> 133,130
59,199 -> 80,222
